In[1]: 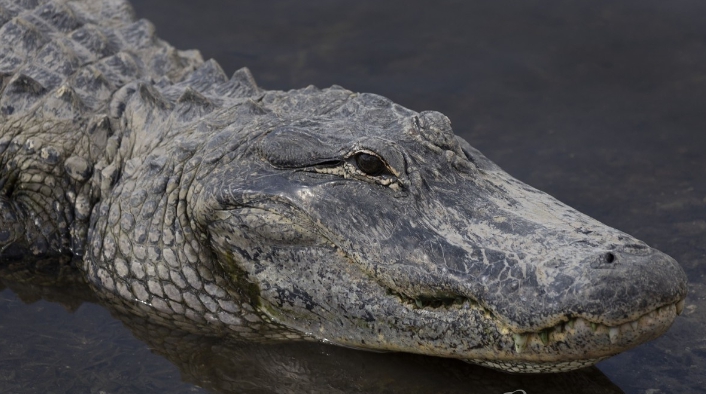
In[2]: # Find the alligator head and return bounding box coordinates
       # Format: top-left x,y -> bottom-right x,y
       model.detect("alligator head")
184,86 -> 687,373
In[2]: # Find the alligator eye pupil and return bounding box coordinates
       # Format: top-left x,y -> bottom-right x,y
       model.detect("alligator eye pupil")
355,153 -> 385,176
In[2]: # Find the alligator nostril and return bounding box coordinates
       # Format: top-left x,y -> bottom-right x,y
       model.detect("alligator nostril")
605,252 -> 616,263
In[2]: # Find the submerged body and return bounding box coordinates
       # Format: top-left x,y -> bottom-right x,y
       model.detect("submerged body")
0,0 -> 687,373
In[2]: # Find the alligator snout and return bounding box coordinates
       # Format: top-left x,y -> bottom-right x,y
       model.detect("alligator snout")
578,246 -> 687,322
387,233 -> 687,334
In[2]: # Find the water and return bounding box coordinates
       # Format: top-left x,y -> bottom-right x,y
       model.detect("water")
1,0 -> 705,392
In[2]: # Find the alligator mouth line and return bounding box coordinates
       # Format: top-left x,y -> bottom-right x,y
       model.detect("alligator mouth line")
506,300 -> 684,353
388,289 -> 685,353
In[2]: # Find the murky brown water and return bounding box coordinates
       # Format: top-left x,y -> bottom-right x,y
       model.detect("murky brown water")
1,0 -> 704,393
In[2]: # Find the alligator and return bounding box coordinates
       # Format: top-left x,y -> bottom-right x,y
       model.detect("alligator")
0,0 -> 688,373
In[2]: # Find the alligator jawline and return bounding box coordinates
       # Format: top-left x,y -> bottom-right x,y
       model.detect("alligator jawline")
387,288 -> 683,356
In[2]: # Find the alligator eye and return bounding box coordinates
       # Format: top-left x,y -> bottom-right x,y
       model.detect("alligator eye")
355,152 -> 385,176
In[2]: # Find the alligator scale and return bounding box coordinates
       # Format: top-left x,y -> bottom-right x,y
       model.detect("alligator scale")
0,0 -> 688,373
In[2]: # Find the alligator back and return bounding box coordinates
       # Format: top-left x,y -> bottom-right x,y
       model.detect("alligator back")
0,0 -> 204,255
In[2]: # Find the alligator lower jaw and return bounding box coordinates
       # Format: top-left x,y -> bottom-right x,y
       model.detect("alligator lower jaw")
389,291 -> 683,373
468,300 -> 682,373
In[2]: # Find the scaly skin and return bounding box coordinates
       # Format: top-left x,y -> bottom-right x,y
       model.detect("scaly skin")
0,0 -> 688,372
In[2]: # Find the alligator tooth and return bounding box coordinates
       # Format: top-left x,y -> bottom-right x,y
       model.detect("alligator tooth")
630,321 -> 638,331
566,319 -> 575,329
609,327 -> 620,344
539,330 -> 549,345
676,299 -> 685,315
641,313 -> 654,327
415,299 -> 423,309
513,334 -> 528,353
590,322 -> 598,332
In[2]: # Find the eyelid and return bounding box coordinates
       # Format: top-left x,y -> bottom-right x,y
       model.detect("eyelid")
345,149 -> 380,160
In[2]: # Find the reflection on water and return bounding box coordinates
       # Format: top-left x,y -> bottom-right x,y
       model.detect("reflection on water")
1,0 -> 704,393
0,260 -> 203,394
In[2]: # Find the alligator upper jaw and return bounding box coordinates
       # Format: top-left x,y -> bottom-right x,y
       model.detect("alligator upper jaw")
287,155 -> 689,333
